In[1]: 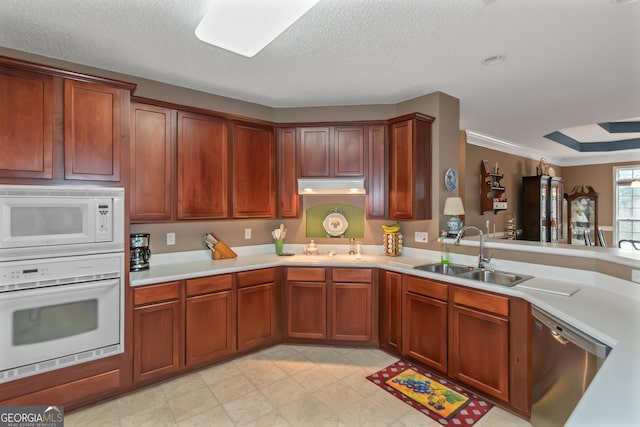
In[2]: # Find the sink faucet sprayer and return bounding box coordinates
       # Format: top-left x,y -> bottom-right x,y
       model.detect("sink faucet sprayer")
454,225 -> 491,269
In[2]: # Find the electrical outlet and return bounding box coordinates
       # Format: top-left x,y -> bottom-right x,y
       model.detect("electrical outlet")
632,269 -> 640,283
415,232 -> 428,243
166,232 -> 175,245
244,228 -> 252,239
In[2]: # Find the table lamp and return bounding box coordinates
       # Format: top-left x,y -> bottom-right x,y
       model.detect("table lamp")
444,197 -> 465,236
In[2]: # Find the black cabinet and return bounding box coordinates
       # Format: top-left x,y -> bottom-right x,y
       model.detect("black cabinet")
522,175 -> 563,242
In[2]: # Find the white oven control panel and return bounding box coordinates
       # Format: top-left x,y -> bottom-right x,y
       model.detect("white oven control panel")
0,253 -> 123,292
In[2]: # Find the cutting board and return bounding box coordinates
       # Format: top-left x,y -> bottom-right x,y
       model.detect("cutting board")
515,281 -> 580,297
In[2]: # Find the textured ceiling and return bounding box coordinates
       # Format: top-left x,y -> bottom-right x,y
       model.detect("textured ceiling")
1,0 -> 639,166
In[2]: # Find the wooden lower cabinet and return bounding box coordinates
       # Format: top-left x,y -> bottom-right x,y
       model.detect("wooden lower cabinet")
185,275 -> 235,366
237,268 -> 279,351
448,286 -> 510,402
331,268 -> 373,341
286,267 -> 374,342
133,282 -> 181,383
287,281 -> 327,339
379,270 -> 402,354
402,275 -> 448,373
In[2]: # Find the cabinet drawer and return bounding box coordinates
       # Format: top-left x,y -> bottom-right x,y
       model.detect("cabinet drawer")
287,267 -> 325,282
452,286 -> 509,317
134,282 -> 181,306
405,275 -> 448,301
332,268 -> 372,283
237,268 -> 277,288
186,274 -> 232,297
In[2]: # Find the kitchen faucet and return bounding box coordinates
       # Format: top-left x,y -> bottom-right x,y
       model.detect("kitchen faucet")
454,225 -> 491,269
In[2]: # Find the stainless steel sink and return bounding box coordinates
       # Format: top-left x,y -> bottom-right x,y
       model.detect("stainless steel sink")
457,269 -> 533,287
413,263 -> 533,287
413,263 -> 475,275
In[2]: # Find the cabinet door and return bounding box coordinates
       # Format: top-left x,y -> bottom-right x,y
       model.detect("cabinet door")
389,119 -> 413,219
379,271 -> 402,354
334,126 -> 364,177
389,115 -> 433,220
64,80 -> 123,181
449,304 -> 509,402
238,282 -> 278,351
186,290 -> 234,366
366,125 -> 387,218
402,292 -> 448,373
177,111 -> 228,219
130,103 -> 174,221
0,66 -> 54,179
231,121 -> 276,218
133,300 -> 181,382
298,127 -> 330,177
277,127 -> 299,218
287,282 -> 327,339
331,283 -> 372,341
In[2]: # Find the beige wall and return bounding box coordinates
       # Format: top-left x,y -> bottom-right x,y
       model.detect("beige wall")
462,143 -> 562,233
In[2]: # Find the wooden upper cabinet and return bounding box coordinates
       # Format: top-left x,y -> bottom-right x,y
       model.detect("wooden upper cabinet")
177,111 -> 229,219
389,113 -> 434,220
276,127 -> 299,218
334,126 -> 365,177
231,121 -> 276,218
130,102 -> 174,222
298,127 -> 330,177
366,124 -> 388,218
298,126 -> 365,178
0,65 -> 54,179
64,79 -> 126,181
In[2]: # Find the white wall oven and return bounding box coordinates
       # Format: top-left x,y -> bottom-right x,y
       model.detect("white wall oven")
0,185 -> 125,383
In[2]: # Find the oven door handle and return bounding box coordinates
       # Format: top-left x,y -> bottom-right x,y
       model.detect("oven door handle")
0,279 -> 120,301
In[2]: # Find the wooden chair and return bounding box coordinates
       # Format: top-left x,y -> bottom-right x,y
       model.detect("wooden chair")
597,228 -> 608,247
618,239 -> 640,250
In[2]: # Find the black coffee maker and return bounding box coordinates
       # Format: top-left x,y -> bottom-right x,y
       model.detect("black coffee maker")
130,233 -> 151,271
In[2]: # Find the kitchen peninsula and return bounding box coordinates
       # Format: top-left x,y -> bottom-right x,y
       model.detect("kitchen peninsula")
130,241 -> 640,427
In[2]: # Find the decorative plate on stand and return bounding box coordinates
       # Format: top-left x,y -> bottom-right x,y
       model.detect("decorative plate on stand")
323,209 -> 349,236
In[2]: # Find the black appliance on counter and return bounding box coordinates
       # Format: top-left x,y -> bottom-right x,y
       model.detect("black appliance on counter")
130,233 -> 151,271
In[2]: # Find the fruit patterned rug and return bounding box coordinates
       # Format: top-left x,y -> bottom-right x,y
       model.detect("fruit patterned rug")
366,360 -> 493,425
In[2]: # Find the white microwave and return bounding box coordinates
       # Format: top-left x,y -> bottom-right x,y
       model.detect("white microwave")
0,185 -> 124,261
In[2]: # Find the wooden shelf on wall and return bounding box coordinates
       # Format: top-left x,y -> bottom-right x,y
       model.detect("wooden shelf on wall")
481,161 -> 508,214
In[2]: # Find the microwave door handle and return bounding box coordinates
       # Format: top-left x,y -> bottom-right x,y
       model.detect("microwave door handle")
0,279 -> 119,301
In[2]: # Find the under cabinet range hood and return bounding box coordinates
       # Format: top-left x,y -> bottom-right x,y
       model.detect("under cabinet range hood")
297,178 -> 366,195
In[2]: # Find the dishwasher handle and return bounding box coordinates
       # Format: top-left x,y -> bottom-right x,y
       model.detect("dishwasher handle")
532,306 -> 610,359
551,330 -> 570,345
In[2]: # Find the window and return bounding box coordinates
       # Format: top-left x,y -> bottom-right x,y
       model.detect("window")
615,166 -> 640,244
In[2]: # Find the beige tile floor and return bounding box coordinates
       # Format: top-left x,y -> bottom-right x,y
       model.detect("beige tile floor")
65,344 -> 532,427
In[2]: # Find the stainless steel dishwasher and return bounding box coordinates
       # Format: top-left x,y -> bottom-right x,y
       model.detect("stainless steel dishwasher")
531,307 -> 610,427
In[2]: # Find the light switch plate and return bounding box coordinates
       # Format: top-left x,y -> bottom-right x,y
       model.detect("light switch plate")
244,228 -> 252,239
166,232 -> 175,245
632,269 -> 640,283
415,232 -> 428,243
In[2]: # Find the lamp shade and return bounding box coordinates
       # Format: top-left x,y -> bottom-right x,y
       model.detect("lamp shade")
444,197 -> 465,216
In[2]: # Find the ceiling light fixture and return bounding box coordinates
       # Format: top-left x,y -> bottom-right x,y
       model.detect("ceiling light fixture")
481,54 -> 506,65
195,0 -> 321,57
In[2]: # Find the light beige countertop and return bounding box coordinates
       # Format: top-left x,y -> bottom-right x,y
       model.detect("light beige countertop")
130,243 -> 640,427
